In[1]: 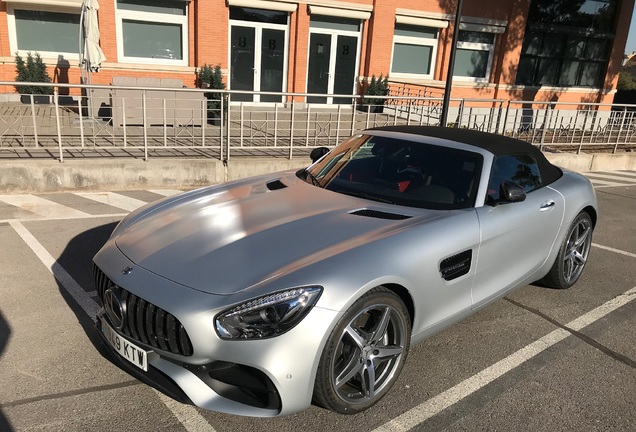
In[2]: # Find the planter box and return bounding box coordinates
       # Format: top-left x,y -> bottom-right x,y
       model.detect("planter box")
20,94 -> 51,105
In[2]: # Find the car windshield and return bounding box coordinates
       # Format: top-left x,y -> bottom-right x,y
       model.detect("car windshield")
300,134 -> 483,210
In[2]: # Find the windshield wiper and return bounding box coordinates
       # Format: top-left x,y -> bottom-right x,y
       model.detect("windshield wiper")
304,169 -> 321,187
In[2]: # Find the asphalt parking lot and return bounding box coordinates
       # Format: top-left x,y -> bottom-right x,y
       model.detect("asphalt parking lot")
0,171 -> 635,432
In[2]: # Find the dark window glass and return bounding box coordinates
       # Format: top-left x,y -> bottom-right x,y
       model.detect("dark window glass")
565,37 -> 586,58
118,0 -> 186,15
517,0 -> 615,87
453,48 -> 489,78
229,7 -> 288,25
14,10 -> 80,53
516,32 -> 609,87
580,62 -> 603,86
537,58 -> 560,85
488,154 -> 542,201
311,15 -> 360,32
458,31 -> 494,44
527,0 -> 617,32
304,135 -> 484,210
394,23 -> 437,39
540,34 -> 564,56
517,57 -> 537,85
559,60 -> 581,86
521,32 -> 542,55
585,39 -> 608,59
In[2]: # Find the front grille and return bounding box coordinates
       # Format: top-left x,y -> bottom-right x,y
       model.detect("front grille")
93,263 -> 194,356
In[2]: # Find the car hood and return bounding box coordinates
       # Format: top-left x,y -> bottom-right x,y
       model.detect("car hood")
115,174 -> 442,294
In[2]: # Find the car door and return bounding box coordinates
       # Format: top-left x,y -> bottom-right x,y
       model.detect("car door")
472,155 -> 564,307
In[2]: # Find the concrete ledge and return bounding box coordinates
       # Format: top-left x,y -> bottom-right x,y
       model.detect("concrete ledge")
545,152 -> 636,173
0,158 -> 307,193
589,153 -> 636,171
544,153 -> 594,173
1,152 -> 634,193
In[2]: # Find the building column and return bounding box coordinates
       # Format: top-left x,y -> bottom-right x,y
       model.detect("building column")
492,0 -> 532,100
602,0 -> 636,103
364,0 -> 397,77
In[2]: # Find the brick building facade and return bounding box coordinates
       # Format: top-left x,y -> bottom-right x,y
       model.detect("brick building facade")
0,0 -> 633,105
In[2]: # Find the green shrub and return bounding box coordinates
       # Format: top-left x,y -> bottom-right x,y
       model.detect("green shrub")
364,74 -> 389,108
197,64 -> 226,115
14,52 -> 53,95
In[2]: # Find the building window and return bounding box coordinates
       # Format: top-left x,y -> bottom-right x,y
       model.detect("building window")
8,8 -> 80,56
527,0 -> 617,33
516,32 -> 610,87
116,0 -> 188,65
453,31 -> 495,81
390,24 -> 438,79
516,0 -> 616,87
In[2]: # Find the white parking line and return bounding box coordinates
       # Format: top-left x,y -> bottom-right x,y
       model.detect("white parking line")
9,221 -> 100,319
75,192 -> 148,212
592,243 -> 636,259
373,286 -> 636,432
9,220 -> 216,432
591,179 -> 625,187
0,194 -> 90,219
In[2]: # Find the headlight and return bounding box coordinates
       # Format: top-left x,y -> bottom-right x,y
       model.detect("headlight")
215,287 -> 322,340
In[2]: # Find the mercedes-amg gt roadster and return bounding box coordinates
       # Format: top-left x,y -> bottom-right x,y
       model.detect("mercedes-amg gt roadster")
93,126 -> 597,417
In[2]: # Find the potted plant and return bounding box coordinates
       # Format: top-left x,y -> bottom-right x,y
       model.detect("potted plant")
15,52 -> 53,104
364,74 -> 389,113
197,64 -> 226,125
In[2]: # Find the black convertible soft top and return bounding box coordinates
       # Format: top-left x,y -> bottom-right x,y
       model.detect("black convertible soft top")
370,126 -> 563,185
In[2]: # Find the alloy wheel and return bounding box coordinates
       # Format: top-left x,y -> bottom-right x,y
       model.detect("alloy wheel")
331,303 -> 407,405
563,216 -> 592,284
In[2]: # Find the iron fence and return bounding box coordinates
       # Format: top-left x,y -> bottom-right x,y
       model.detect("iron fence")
0,81 -> 634,162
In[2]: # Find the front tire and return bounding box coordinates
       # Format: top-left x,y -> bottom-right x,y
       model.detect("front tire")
313,287 -> 411,414
541,211 -> 593,289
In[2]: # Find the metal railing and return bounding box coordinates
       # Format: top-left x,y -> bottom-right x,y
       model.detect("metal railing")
1,81 -> 635,162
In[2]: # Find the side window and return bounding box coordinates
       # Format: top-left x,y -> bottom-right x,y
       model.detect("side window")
488,154 -> 542,200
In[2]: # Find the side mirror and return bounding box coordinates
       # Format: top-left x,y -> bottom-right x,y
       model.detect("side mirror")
310,147 -> 330,163
499,181 -> 526,203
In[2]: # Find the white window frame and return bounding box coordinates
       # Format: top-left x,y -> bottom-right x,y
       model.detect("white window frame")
115,1 -> 189,66
390,27 -> 439,80
454,33 -> 495,82
6,4 -> 81,59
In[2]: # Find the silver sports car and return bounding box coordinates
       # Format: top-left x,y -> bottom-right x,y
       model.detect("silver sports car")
93,126 -> 597,417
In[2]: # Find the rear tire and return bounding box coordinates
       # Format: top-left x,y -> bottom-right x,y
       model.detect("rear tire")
313,287 -> 411,414
541,212 -> 593,289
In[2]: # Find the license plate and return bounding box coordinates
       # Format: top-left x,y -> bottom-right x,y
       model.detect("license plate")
102,320 -> 149,371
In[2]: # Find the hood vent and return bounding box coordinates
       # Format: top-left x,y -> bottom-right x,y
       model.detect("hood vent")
266,180 -> 287,191
349,209 -> 411,220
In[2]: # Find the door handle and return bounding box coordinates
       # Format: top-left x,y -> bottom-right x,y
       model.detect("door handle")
540,200 -> 555,211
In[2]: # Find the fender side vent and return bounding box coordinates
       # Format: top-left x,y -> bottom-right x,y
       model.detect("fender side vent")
266,180 -> 287,191
349,209 -> 411,220
440,250 -> 472,281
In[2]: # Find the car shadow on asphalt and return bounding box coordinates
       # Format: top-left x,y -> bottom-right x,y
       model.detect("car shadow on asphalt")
0,310 -> 13,431
54,222 -> 118,358
54,221 -> 192,405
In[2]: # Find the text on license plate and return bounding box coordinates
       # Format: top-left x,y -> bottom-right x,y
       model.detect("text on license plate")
102,320 -> 149,371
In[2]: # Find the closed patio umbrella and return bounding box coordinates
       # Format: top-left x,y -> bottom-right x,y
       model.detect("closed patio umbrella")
80,0 -> 106,84
79,0 -> 106,118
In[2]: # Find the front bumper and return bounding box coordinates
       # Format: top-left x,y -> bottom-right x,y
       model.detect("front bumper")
93,243 -> 340,417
